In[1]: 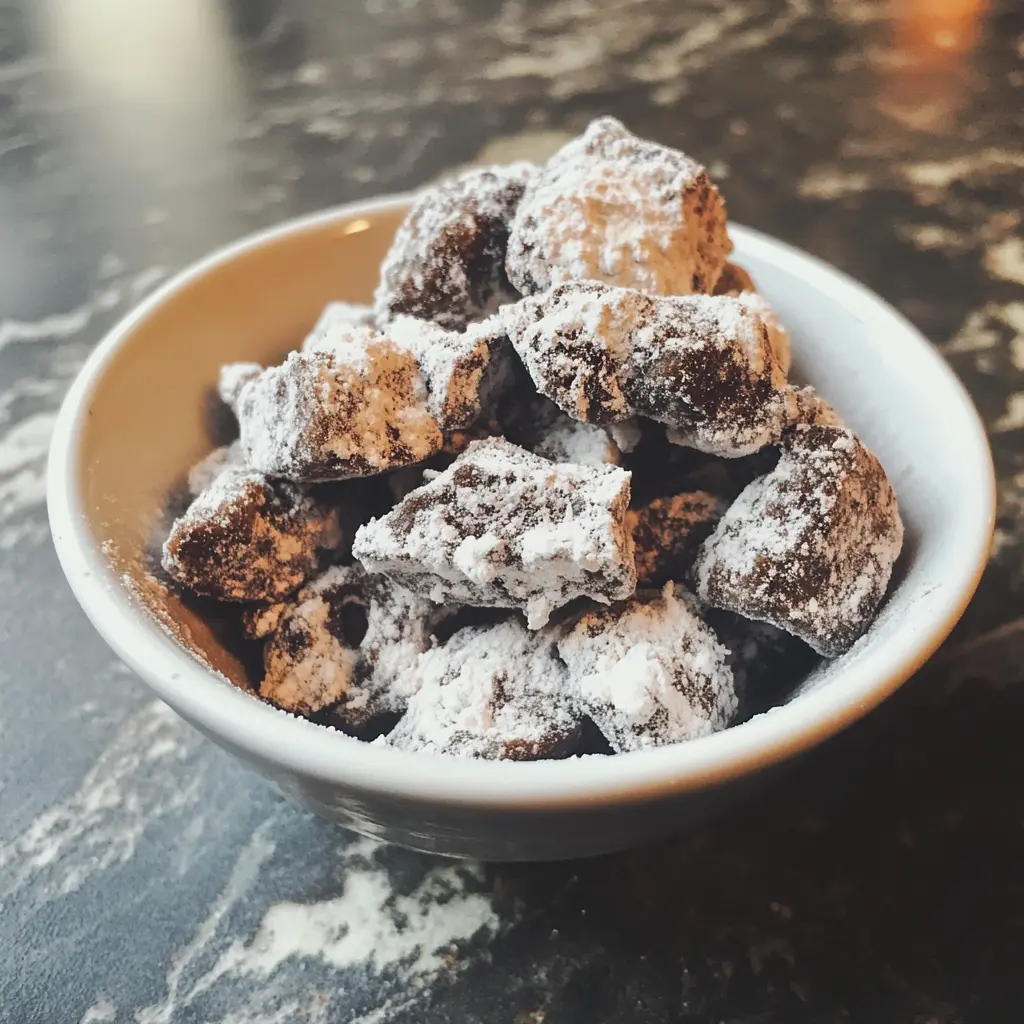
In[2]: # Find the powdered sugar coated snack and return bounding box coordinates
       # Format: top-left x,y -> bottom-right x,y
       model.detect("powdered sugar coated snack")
506,117 -> 730,296
352,437 -> 636,629
558,583 -> 736,752
693,424 -> 904,656
714,262 -> 792,374
260,563 -> 441,725
235,331 -> 443,481
503,281 -> 793,455
387,618 -> 581,760
162,467 -> 341,602
375,163 -> 536,330
153,116 -> 904,761
627,491 -> 724,586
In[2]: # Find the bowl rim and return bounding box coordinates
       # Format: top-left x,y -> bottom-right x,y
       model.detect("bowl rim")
47,194 -> 996,810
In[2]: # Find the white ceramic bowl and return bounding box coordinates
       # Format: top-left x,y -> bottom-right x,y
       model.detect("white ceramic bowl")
48,196 -> 995,860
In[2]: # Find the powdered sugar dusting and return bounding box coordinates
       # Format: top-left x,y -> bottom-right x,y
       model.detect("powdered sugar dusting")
694,424 -> 904,656
503,282 -> 792,455
506,116 -> 729,296
388,618 -> 579,759
236,335 -> 443,481
352,438 -> 636,628
261,564 -> 440,721
627,490 -> 724,586
163,468 -> 341,602
186,442 -> 243,496
387,315 -> 503,431
375,163 -> 537,330
558,583 -> 736,752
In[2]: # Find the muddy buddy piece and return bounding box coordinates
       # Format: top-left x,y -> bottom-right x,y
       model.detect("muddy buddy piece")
302,302 -> 375,352
558,583 -> 736,752
241,601 -> 289,640
501,280 -> 645,425
627,491 -> 724,586
387,314 -> 510,431
235,329 -> 443,482
375,163 -> 537,331
632,293 -> 793,456
162,468 -> 341,602
694,424 -> 904,657
506,117 -> 730,297
186,441 -> 244,496
300,311 -> 377,358
352,437 -> 636,629
217,362 -> 263,410
260,564 -> 440,723
503,281 -> 792,455
387,618 -> 582,760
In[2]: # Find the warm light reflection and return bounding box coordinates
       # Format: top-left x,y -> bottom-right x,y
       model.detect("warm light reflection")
341,219 -> 373,236
877,0 -> 987,133
893,0 -> 987,63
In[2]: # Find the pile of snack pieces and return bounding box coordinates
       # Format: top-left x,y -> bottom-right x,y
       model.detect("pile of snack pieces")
161,117 -> 904,761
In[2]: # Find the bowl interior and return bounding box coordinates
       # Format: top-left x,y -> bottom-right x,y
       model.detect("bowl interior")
70,208 -> 408,686
50,199 -> 994,805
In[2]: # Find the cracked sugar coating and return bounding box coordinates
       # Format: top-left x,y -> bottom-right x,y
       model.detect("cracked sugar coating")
375,163 -> 537,330
558,583 -> 736,752
627,491 -> 724,586
388,618 -> 581,760
260,564 -> 440,723
503,281 -> 792,455
352,437 -> 636,629
693,424 -> 904,657
235,328 -> 443,481
506,116 -> 730,297
162,467 -> 341,602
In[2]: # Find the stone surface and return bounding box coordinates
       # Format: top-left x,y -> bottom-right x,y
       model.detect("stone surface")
1,0 -> 1022,1020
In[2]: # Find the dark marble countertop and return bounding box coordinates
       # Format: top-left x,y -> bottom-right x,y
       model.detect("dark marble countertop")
2,1 -> 1023,1020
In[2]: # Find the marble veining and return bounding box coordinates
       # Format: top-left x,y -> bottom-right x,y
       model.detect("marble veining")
1,0 -> 1023,1020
